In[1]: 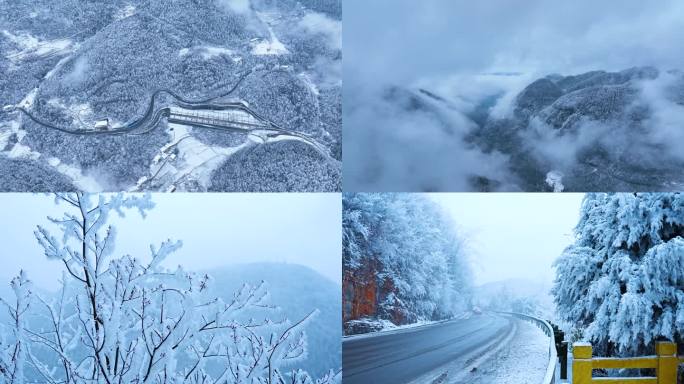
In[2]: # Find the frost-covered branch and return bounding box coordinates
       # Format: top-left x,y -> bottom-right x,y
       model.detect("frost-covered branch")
1,193 -> 332,383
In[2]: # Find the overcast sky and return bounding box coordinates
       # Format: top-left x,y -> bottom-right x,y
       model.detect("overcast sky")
0,193 -> 341,292
430,193 -> 584,286
345,0 -> 684,85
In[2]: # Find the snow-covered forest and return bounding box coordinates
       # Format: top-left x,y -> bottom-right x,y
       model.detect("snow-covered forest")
0,0 -> 341,192
553,193 -> 684,360
0,193 -> 340,383
342,193 -> 472,335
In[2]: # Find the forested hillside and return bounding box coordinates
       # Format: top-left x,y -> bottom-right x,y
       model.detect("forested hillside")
0,0 -> 341,191
342,193 -> 472,334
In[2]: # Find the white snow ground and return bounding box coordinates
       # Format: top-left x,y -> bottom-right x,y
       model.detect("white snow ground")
467,319 -> 550,384
134,122 -> 251,191
252,12 -> 289,55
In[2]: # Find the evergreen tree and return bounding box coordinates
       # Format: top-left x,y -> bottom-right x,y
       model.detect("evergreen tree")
553,193 -> 684,356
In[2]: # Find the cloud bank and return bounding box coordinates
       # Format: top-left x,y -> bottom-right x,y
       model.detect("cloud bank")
344,0 -> 684,84
298,12 -> 341,51
216,0 -> 251,15
343,0 -> 684,191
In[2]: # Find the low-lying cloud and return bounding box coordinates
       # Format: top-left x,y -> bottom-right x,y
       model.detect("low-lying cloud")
64,56 -> 89,85
638,73 -> 684,163
343,82 -> 513,192
527,73 -> 684,166
298,12 -> 341,51
345,0 -> 684,85
344,0 -> 684,191
216,0 -> 251,15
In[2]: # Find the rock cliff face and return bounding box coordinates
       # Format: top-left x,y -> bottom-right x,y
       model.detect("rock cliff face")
342,261 -> 378,322
342,258 -> 407,334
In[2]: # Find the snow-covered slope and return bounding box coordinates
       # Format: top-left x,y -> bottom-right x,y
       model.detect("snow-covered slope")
474,67 -> 684,192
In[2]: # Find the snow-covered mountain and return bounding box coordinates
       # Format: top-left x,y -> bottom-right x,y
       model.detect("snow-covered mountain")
370,67 -> 684,192
0,0 -> 341,192
473,67 -> 684,192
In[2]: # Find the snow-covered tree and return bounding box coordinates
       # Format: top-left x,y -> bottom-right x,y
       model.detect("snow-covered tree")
0,271 -> 32,383
343,193 -> 472,327
0,193 -> 339,384
553,193 -> 684,356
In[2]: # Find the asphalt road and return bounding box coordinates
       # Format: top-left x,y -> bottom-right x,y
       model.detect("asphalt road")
342,313 -> 513,384
12,67 -> 338,162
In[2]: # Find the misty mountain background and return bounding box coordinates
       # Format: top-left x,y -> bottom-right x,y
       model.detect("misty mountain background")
0,262 -> 341,379
343,0 -> 684,192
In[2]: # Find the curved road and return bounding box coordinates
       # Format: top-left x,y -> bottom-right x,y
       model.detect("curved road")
342,313 -> 513,384
14,69 -> 260,136
10,68 -> 337,161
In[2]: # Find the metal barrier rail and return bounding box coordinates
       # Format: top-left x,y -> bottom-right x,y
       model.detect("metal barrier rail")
500,312 -> 557,384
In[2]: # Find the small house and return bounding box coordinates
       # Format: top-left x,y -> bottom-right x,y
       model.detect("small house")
94,119 -> 110,131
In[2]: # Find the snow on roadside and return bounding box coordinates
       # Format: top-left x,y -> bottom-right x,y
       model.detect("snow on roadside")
467,319 -> 550,384
345,313 -> 474,340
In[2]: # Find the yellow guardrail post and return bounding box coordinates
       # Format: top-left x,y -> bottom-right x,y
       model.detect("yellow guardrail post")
572,342 -> 593,384
656,341 -> 677,384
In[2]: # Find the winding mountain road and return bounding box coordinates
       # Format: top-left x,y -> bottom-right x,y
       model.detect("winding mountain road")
342,313 -> 514,384
10,68 -> 336,161
13,70 -> 254,135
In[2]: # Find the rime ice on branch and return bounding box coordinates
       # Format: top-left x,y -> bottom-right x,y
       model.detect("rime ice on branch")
0,193 -> 339,384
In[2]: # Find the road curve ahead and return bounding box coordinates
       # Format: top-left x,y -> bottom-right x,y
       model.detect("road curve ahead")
342,313 -> 512,384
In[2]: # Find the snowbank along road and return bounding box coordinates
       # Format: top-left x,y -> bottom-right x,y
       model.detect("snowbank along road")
342,313 -> 516,384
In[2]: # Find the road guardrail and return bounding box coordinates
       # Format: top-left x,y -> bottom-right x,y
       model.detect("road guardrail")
500,312 -> 557,384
